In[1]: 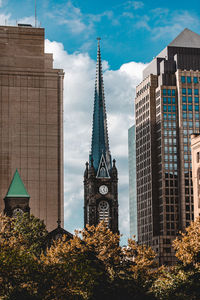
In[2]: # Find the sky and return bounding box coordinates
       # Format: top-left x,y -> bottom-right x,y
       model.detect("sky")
1,0 -> 200,243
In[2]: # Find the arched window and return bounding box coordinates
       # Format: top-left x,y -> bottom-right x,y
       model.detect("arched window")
98,200 -> 109,227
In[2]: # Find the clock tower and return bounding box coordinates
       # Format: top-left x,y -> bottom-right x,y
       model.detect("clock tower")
84,38 -> 119,233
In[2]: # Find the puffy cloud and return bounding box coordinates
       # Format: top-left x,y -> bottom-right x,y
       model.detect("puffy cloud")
45,39 -> 147,242
151,10 -> 200,40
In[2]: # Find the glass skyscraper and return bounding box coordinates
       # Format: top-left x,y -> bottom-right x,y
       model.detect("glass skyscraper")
128,125 -> 137,240
135,28 -> 200,265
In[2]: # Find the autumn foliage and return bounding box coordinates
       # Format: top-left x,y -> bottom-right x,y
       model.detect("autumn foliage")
1,214 -> 200,299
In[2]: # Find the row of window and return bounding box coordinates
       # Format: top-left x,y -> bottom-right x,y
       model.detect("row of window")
164,129 -> 177,136
183,112 -> 199,119
181,76 -> 198,84
163,113 -> 176,120
164,146 -> 177,154
182,104 -> 199,111
163,121 -> 176,128
182,88 -> 199,95
165,163 -> 178,170
182,96 -> 199,103
163,97 -> 176,104
163,89 -> 176,96
163,105 -> 176,112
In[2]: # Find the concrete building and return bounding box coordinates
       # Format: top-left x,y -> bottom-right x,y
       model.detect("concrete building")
135,28 -> 200,265
191,134 -> 200,220
0,25 -> 64,231
128,125 -> 137,239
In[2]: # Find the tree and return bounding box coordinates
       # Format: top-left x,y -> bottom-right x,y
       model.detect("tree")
173,217 -> 200,267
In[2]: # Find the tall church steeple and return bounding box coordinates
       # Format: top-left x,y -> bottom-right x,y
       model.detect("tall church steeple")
90,38 -> 111,174
84,39 -> 119,233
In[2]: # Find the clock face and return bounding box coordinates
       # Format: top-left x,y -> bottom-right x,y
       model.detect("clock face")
99,185 -> 108,195
13,208 -> 23,217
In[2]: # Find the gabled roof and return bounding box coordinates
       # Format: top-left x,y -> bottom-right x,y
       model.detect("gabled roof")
5,169 -> 30,198
169,28 -> 200,48
96,153 -> 110,178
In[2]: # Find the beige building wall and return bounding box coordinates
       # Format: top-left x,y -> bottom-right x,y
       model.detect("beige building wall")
191,134 -> 200,219
0,25 -> 64,231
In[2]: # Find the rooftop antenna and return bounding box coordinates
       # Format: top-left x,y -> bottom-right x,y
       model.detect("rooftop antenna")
35,0 -> 37,27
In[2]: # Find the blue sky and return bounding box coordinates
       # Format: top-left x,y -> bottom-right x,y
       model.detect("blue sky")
2,0 -> 200,68
1,0 -> 200,243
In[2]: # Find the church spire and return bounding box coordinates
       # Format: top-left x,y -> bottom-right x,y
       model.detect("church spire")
90,38 -> 111,173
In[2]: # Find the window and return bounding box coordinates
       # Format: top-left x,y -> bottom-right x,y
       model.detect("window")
188,105 -> 193,111
188,97 -> 192,103
195,121 -> 199,128
182,88 -> 186,94
182,104 -> 187,111
194,77 -> 198,84
182,96 -> 186,103
163,105 -> 167,112
189,121 -> 193,128
194,89 -> 199,95
189,113 -> 193,119
195,113 -> 199,120
163,89 -> 167,96
163,97 -> 167,104
181,76 -> 186,83
172,97 -> 176,104
168,106 -> 171,112
167,90 -> 171,96
195,105 -> 199,112
172,114 -> 176,120
197,152 -> 199,163
98,201 -> 110,227
187,76 -> 191,83
195,97 -> 199,104
188,88 -> 192,95
172,106 -> 176,112
168,98 -> 171,104
172,90 -> 175,96
183,112 -> 187,119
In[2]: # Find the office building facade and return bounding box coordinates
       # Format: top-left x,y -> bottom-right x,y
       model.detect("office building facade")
0,25 -> 64,231
135,28 -> 200,264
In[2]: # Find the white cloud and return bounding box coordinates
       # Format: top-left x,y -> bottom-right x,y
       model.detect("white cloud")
46,1 -> 113,36
45,39 -> 147,242
132,1 -> 144,10
151,10 -> 200,40
125,1 -> 144,10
